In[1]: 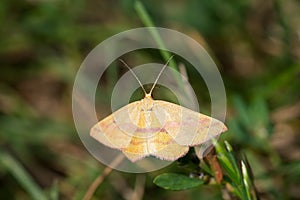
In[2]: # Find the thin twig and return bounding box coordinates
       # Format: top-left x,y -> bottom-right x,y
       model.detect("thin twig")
132,174 -> 146,200
83,154 -> 124,200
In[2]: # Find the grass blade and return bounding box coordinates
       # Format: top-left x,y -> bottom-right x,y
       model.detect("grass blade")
0,151 -> 48,200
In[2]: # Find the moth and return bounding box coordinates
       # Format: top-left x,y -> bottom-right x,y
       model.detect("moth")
90,57 -> 227,162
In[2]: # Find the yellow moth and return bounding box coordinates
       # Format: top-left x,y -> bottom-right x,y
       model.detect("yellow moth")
90,57 -> 227,162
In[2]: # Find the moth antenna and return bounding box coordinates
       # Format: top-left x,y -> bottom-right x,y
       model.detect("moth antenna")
149,55 -> 174,95
119,59 -> 147,95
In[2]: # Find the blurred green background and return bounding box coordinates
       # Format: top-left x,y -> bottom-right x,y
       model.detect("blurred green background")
1,0 -> 300,199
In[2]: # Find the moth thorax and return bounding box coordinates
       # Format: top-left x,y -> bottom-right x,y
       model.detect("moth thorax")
141,96 -> 154,111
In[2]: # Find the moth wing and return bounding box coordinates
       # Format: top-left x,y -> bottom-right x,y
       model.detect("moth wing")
147,131 -> 190,161
152,100 -> 227,146
194,140 -> 214,159
122,131 -> 189,162
122,151 -> 146,162
121,135 -> 150,162
90,101 -> 141,149
119,107 -> 190,162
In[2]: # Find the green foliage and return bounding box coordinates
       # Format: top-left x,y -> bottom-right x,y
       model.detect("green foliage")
153,173 -> 205,190
1,0 -> 300,199
214,140 -> 255,200
229,96 -> 272,150
153,140 -> 257,199
0,151 -> 48,200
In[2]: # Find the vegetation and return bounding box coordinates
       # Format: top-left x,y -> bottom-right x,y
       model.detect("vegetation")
1,0 -> 300,199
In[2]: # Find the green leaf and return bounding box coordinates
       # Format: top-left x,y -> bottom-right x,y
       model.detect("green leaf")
153,173 -> 204,191
241,161 -> 253,200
